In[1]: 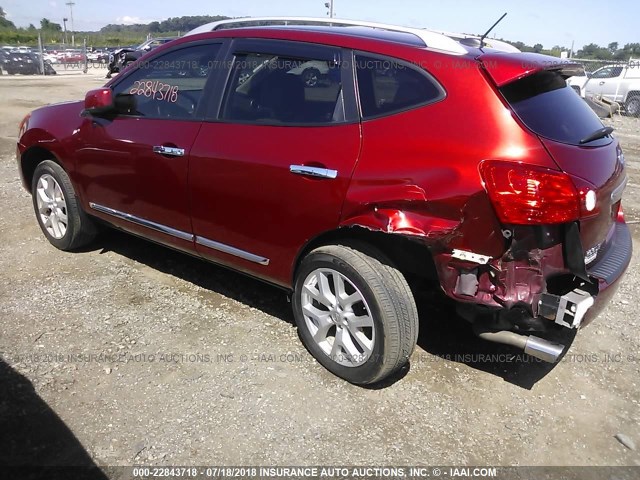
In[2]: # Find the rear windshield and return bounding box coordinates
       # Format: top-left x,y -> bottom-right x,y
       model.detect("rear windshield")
500,70 -> 610,146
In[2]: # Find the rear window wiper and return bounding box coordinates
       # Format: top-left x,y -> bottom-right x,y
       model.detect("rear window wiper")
579,126 -> 614,145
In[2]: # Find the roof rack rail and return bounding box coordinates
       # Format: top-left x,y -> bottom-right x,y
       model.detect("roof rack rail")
185,16 -> 468,55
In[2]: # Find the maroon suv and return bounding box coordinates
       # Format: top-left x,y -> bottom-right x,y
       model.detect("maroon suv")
16,18 -> 631,385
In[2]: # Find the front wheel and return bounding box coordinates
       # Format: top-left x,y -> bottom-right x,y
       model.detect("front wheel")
626,94 -> 640,117
293,243 -> 419,385
31,160 -> 97,251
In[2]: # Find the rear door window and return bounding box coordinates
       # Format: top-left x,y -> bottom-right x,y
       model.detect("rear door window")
221,52 -> 344,124
355,54 -> 444,118
500,70 -> 611,146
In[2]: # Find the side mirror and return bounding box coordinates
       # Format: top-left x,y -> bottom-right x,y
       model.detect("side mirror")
83,88 -> 114,116
83,88 -> 136,117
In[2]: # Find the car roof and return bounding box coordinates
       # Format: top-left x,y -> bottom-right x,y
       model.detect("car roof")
185,16 -> 470,55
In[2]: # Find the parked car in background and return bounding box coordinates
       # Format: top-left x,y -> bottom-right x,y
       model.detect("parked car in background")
43,51 -> 59,64
87,49 -> 109,64
567,61 -> 640,117
0,49 -> 8,74
56,49 -> 86,64
10,46 -> 32,54
106,37 -> 177,78
287,60 -> 332,87
17,18 -> 631,385
5,52 -> 56,75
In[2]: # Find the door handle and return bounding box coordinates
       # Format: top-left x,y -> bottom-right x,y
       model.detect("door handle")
153,145 -> 185,157
289,165 -> 338,179
599,81 -> 605,85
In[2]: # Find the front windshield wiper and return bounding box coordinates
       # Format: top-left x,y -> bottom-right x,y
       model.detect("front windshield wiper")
579,126 -> 614,145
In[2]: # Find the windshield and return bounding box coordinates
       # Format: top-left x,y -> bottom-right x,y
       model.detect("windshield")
500,70 -> 611,146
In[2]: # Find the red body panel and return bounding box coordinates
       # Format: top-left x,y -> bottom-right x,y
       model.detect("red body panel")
73,116 -> 201,251
189,123 -> 361,286
541,137 -> 626,253
341,53 -> 557,259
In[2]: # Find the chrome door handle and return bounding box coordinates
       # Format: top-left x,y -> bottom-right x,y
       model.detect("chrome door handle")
153,145 -> 185,157
289,165 -> 338,179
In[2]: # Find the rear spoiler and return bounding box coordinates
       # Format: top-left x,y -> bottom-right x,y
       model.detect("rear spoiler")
479,52 -> 585,87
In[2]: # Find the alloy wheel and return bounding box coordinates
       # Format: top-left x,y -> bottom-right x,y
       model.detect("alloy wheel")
36,174 -> 68,239
300,268 -> 375,367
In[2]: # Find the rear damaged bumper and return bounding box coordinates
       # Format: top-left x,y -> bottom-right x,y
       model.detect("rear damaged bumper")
434,220 -> 632,361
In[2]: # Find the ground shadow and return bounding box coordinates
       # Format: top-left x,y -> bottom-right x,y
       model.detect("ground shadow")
412,284 -> 576,390
0,358 -> 108,479
86,229 -> 293,325
87,229 -> 570,389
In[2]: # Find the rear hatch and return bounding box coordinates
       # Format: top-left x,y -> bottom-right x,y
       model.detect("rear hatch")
480,52 -> 627,265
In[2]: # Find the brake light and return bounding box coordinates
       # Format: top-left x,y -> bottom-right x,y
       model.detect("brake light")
479,160 -> 581,224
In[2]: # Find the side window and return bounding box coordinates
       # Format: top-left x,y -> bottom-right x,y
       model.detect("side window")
112,43 -> 221,120
221,52 -> 344,124
355,54 -> 443,118
591,66 -> 623,79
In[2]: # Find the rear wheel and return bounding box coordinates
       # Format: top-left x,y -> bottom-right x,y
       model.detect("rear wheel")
625,94 -> 640,117
293,243 -> 419,385
31,160 -> 97,251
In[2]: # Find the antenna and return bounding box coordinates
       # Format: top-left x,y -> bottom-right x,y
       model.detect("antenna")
479,12 -> 507,48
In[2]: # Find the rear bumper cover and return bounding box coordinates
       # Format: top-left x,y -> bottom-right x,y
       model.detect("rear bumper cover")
581,220 -> 632,326
587,221 -> 632,285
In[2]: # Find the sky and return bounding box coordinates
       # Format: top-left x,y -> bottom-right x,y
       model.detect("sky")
2,0 -> 638,51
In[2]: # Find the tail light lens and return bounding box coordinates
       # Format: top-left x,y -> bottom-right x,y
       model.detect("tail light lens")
479,160 -> 584,224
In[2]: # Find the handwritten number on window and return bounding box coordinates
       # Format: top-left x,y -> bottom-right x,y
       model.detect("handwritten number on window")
130,81 -> 178,103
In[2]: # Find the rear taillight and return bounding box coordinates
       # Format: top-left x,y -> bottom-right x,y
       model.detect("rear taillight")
479,160 -> 585,224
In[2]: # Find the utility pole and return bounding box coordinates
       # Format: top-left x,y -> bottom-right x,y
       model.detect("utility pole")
324,1 -> 334,18
63,17 -> 68,47
65,1 -> 75,47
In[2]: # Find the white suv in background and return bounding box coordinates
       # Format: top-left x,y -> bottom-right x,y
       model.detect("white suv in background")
568,61 -> 640,117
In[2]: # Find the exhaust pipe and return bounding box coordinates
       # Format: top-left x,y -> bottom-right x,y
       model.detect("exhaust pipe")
476,330 -> 565,363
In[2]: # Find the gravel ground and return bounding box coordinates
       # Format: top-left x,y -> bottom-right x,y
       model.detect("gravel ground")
0,70 -> 639,471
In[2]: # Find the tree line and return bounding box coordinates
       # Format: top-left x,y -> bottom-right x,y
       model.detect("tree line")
0,6 -> 638,59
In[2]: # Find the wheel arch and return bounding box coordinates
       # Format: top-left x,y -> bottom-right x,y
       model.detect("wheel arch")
291,226 -> 439,288
625,89 -> 640,99
20,145 -> 65,193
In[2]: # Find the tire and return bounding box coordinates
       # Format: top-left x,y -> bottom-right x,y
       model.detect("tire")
31,160 -> 97,251
625,94 -> 640,118
301,68 -> 320,87
293,243 -> 419,385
